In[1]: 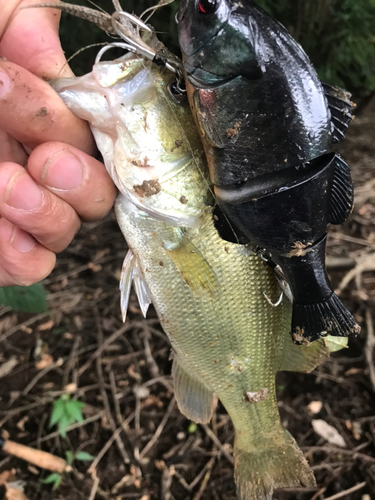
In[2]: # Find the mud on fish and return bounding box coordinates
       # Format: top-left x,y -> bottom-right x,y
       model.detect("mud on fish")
30,1 -> 350,499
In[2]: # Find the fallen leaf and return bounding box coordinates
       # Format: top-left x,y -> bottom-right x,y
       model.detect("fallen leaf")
346,420 -> 362,440
307,401 -> 323,415
64,383 -> 77,394
1,429 -> 10,440
0,470 -> 16,486
127,364 -> 141,381
88,262 -> 102,273
133,385 -> 150,399
6,487 -> 29,500
345,367 -> 363,376
16,416 -> 29,431
37,320 -> 54,331
27,466 -> 39,475
0,357 -> 18,379
312,419 -> 347,447
19,325 -> 32,334
35,354 -> 54,370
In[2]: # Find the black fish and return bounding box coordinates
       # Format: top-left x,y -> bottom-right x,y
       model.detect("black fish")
177,0 -> 360,343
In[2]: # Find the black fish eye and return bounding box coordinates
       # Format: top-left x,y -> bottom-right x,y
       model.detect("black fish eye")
197,0 -> 218,14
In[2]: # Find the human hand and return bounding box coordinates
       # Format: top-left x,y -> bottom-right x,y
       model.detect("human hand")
0,0 -> 117,286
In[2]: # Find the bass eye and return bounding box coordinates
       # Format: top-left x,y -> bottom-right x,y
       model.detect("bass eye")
197,0 -> 218,14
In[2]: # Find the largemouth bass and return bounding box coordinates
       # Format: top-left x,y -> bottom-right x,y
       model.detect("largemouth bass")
40,4 -> 347,498
177,0 -> 360,344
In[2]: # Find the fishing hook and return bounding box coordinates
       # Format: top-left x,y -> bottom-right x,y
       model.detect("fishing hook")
95,42 -> 141,64
109,9 -> 186,90
263,291 -> 284,307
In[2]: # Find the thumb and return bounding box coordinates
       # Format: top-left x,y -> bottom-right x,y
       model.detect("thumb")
0,0 -> 73,79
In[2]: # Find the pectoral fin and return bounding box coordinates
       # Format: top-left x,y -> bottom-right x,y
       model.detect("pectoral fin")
322,81 -> 354,143
328,155 -> 354,225
119,249 -> 152,322
119,250 -> 136,323
172,354 -> 215,424
164,233 -> 219,298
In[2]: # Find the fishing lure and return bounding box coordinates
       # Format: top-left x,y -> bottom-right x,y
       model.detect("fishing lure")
177,0 -> 360,343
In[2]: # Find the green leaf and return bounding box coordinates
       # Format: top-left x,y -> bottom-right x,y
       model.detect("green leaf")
324,335 -> 349,352
42,473 -> 62,485
188,423 -> 197,433
65,400 -> 84,423
49,399 -> 66,428
65,450 -> 74,465
75,451 -> 95,462
58,414 -> 71,439
0,284 -> 47,313
49,395 -> 86,438
52,474 -> 62,490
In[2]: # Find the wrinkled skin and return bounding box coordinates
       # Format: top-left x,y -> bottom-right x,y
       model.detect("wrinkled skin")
0,0 -> 116,286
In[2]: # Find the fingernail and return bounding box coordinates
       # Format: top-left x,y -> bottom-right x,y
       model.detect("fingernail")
0,67 -> 12,98
6,173 -> 43,210
10,228 -> 36,253
42,150 -> 84,190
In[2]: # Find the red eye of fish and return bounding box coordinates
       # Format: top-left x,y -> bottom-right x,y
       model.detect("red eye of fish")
197,0 -> 218,14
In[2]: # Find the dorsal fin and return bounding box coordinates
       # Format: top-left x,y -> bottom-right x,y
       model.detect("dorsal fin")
322,82 -> 355,143
328,155 -> 354,225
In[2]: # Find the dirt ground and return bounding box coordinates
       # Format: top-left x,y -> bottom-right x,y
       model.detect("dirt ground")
0,96 -> 374,500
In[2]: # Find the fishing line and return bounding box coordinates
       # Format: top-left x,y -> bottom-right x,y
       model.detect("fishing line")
62,43 -> 109,75
86,0 -> 108,15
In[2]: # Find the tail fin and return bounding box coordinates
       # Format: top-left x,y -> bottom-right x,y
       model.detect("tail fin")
276,236 -> 360,343
234,429 -> 315,500
292,292 -> 361,344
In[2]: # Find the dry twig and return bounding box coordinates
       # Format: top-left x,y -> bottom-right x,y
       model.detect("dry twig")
365,308 -> 375,392
322,481 -> 367,500
139,396 -> 176,460
94,308 -> 131,464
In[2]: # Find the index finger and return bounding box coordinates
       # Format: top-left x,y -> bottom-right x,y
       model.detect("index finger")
0,60 -> 95,154
0,0 -> 73,79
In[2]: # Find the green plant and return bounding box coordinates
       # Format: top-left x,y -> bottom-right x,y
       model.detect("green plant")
59,0 -> 375,94
42,396 -> 94,489
49,394 -> 85,438
256,0 -> 375,93
0,283 -> 47,313
42,450 -> 94,490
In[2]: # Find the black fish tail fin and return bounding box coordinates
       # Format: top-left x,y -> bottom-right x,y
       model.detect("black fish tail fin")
234,429 -> 315,500
292,293 -> 361,344
322,81 -> 355,143
329,155 -> 354,225
275,236 -> 360,343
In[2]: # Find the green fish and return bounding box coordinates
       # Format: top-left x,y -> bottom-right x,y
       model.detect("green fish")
46,4 -> 348,498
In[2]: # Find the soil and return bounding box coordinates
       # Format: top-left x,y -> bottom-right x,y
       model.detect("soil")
0,99 -> 374,500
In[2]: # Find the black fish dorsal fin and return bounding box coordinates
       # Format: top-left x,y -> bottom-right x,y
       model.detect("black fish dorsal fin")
328,155 -> 354,225
322,82 -> 355,143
